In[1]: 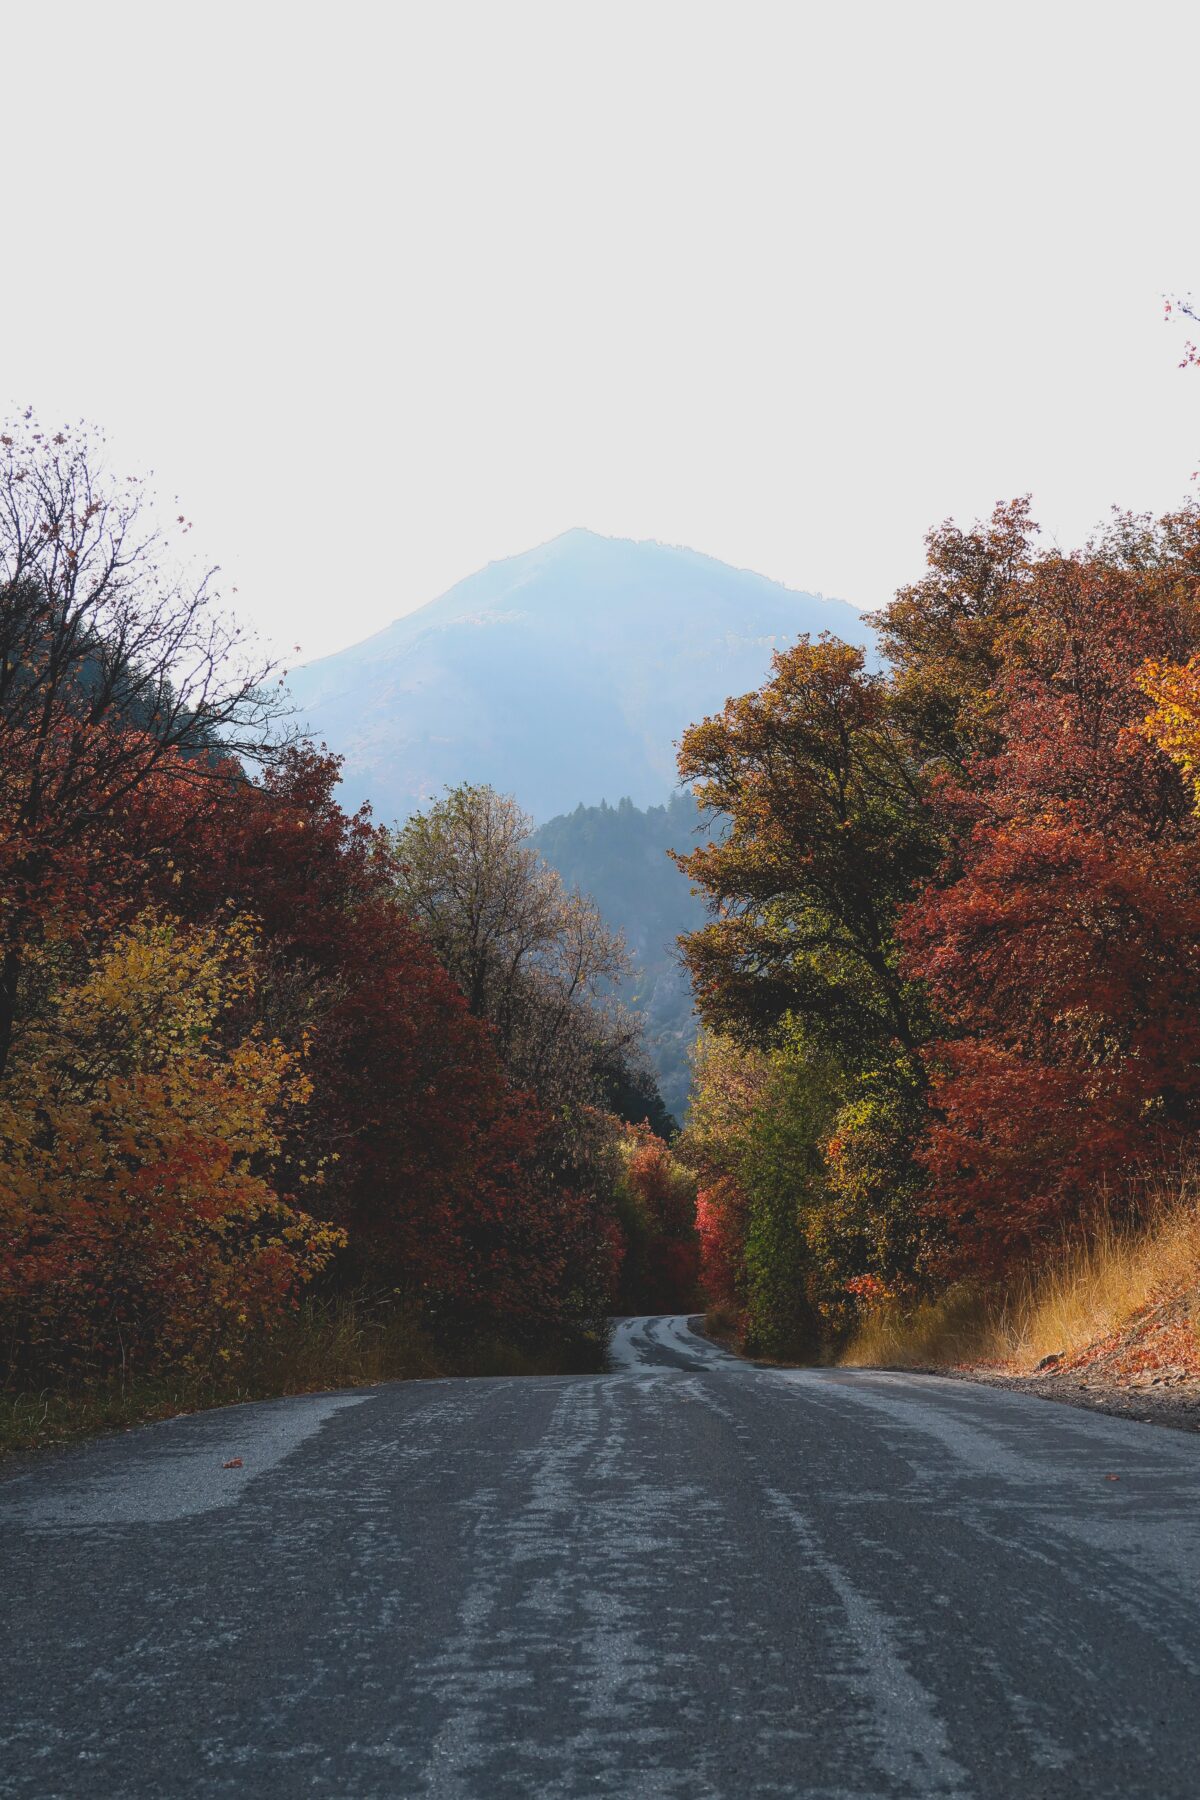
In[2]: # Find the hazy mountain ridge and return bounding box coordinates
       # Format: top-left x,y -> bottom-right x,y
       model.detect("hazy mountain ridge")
531,794 -> 709,1120
286,529 -> 874,825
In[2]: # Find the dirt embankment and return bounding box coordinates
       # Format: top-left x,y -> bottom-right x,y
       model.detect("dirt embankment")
961,1290 -> 1200,1433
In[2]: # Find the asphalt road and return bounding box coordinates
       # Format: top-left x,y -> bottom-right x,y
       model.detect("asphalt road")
4,1317 -> 1200,1799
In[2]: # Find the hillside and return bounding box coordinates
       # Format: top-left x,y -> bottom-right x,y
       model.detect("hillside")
844,1175 -> 1200,1431
531,794 -> 709,1121
285,529 -> 873,825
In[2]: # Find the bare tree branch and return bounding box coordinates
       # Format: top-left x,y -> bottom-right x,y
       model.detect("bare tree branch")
0,410 -> 296,1076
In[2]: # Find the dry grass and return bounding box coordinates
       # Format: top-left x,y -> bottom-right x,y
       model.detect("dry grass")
839,1285 -> 998,1371
998,1184 -> 1200,1372
840,1170 -> 1200,1375
1,1294 -> 607,1459
0,1295 -> 439,1459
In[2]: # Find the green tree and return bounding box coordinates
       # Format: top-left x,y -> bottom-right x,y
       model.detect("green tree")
869,498 -> 1038,771
675,636 -> 937,1064
674,636 -> 945,1339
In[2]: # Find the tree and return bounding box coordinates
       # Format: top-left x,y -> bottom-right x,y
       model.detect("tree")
869,498 -> 1039,771
1165,292 -> 1200,479
1138,651 -> 1200,793
591,1034 -> 677,1139
673,636 -> 949,1333
674,493 -> 1200,1328
676,1027 -> 826,1355
390,784 -> 639,1113
0,911 -> 342,1381
679,1028 -> 766,1319
610,1123 -> 699,1313
898,518 -> 1200,1266
674,637 -> 937,1064
0,413 -> 287,1078
138,749 -> 621,1338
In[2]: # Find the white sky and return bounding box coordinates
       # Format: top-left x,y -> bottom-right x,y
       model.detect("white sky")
2,0 -> 1197,664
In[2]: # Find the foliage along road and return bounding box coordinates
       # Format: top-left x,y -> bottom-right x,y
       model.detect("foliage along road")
3,1318 -> 1200,1797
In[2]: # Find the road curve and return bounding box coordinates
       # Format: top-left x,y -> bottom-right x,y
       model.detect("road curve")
3,1316 -> 1200,1798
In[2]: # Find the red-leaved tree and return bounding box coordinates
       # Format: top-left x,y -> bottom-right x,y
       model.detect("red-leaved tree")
131,746 -> 620,1336
900,530 -> 1200,1267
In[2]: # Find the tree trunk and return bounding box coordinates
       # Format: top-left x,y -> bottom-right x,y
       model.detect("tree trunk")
0,944 -> 20,1081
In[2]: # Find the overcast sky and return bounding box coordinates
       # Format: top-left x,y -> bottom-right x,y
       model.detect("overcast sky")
2,0 -> 1197,664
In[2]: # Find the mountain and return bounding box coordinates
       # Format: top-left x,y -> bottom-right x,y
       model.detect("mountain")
531,794 -> 710,1122
285,528 -> 874,825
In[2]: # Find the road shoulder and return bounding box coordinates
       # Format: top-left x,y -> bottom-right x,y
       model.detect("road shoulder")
937,1365 -> 1200,1433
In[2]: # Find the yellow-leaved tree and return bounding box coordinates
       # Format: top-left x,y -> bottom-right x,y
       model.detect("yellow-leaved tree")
1138,656 -> 1200,801
0,911 -> 344,1382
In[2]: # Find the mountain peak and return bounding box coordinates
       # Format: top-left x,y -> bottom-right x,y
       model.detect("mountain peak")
286,535 -> 874,824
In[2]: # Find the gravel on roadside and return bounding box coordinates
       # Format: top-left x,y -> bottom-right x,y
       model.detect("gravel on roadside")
951,1366 -> 1200,1433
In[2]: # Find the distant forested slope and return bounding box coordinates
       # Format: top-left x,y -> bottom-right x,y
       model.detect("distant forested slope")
532,793 -> 709,1121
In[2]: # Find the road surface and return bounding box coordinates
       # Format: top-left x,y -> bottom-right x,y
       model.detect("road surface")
4,1315 -> 1200,1797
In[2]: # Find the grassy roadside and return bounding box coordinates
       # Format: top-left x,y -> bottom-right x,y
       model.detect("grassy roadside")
838,1177 -> 1200,1389
0,1296 -> 608,1460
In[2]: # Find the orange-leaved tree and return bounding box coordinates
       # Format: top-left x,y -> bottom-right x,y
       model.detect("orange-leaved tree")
0,909 -> 343,1381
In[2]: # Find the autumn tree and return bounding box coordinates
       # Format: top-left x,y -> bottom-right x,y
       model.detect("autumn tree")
1139,652 -> 1200,793
610,1124 -> 699,1313
677,492 -> 1200,1333
679,1029 -> 764,1319
0,911 -> 342,1381
390,784 -> 644,1115
897,510 -> 1200,1266
137,750 -> 622,1339
0,413 -> 287,1078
